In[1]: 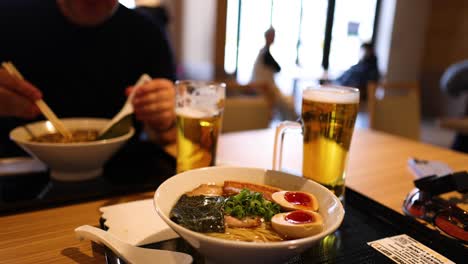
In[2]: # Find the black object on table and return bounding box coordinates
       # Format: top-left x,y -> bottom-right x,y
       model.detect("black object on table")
414,171 -> 468,196
0,140 -> 176,216
101,187 -> 467,264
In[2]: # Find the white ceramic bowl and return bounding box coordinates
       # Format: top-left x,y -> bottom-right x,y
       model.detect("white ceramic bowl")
9,118 -> 134,181
154,166 -> 345,264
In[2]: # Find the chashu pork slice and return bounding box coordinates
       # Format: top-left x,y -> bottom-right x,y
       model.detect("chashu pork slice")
223,180 -> 282,201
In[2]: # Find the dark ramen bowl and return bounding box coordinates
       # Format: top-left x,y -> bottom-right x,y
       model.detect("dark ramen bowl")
10,118 -> 134,181
154,166 -> 344,264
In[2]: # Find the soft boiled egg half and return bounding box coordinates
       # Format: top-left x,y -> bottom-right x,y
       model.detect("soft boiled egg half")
271,191 -> 319,212
271,210 -> 324,239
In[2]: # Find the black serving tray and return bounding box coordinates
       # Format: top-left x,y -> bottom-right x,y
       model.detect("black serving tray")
101,187 -> 467,264
0,139 -> 176,216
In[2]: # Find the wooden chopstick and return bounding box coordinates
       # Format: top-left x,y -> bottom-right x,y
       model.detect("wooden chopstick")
34,100 -> 73,139
2,61 -> 73,139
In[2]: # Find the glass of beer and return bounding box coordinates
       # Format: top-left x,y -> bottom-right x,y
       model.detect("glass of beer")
273,85 -> 359,201
175,80 -> 225,173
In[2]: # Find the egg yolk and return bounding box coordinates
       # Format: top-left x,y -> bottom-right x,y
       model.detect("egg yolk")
284,192 -> 312,206
285,211 -> 315,224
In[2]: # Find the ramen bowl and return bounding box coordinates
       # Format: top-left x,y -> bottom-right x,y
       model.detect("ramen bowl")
9,118 -> 134,181
154,166 -> 345,264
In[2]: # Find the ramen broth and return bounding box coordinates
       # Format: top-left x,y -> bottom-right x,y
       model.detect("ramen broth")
31,129 -> 99,143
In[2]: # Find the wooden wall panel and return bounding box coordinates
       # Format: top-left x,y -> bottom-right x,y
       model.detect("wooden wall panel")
420,0 -> 468,117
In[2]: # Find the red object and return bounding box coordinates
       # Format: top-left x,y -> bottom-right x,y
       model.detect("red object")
285,211 -> 314,224
284,192 -> 311,206
406,203 -> 424,218
434,213 -> 468,242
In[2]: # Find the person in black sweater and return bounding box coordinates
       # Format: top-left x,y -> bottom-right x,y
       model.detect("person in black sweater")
0,0 -> 177,157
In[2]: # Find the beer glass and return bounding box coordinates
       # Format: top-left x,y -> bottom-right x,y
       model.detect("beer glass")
175,81 -> 225,173
273,85 -> 359,201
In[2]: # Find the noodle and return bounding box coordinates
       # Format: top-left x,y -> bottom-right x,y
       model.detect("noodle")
207,223 -> 284,242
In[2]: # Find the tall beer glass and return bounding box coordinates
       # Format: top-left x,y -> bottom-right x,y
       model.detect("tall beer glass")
273,85 -> 359,201
175,81 -> 225,173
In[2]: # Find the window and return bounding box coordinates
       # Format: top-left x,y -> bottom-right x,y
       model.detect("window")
329,0 -> 378,77
224,0 -> 379,94
119,0 -> 136,9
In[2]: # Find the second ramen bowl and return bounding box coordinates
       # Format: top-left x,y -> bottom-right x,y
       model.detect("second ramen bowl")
9,118 -> 134,182
154,166 -> 345,264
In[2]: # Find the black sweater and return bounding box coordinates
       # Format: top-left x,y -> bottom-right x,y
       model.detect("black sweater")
0,0 -> 176,156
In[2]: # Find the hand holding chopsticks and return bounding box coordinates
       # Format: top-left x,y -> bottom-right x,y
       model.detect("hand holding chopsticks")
1,61 -> 73,140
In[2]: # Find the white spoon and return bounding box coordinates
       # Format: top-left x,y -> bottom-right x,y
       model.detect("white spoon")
97,74 -> 152,140
75,225 -> 192,264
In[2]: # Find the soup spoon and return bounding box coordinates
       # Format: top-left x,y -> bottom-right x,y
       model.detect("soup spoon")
97,74 -> 152,140
75,225 -> 193,264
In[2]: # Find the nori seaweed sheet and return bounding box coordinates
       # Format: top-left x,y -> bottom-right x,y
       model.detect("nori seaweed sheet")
170,195 -> 225,233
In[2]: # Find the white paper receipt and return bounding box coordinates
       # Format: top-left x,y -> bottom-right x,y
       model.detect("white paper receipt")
368,234 -> 455,264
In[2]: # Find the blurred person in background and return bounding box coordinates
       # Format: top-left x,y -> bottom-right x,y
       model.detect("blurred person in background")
0,0 -> 177,157
440,60 -> 468,153
251,27 -> 297,121
335,42 -> 380,100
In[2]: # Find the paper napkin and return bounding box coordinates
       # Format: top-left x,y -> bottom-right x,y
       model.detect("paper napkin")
100,199 -> 179,246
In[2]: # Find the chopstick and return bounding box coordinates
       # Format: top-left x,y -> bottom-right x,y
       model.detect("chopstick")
2,61 -> 73,140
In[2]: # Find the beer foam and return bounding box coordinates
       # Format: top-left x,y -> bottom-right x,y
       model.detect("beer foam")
303,87 -> 359,104
176,107 -> 219,118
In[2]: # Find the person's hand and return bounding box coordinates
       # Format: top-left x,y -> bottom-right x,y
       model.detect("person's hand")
0,68 -> 42,118
130,78 -> 176,138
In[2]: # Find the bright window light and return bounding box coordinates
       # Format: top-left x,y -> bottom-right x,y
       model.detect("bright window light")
224,0 -> 240,75
224,0 -> 378,93
119,0 -> 135,9
328,0 -> 377,77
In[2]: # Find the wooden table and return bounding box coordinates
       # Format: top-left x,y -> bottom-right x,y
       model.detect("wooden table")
217,128 -> 468,212
1,128 -> 467,264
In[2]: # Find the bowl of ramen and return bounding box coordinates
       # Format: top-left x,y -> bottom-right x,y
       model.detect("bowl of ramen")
9,118 -> 134,181
154,166 -> 344,264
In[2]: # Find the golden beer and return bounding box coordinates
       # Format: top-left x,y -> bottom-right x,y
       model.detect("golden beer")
301,88 -> 359,199
176,107 -> 223,173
